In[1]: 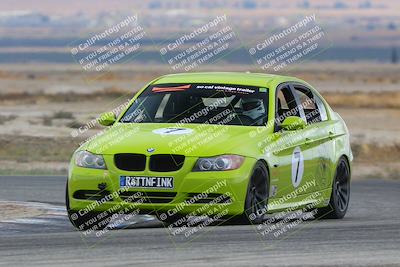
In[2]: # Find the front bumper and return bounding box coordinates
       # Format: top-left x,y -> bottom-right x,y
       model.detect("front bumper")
67,155 -> 256,217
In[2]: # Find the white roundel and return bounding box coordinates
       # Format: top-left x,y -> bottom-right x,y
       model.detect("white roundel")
152,128 -> 193,135
291,146 -> 304,188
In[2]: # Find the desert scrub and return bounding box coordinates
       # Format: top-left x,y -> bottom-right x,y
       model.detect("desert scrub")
42,111 -> 75,126
42,115 -> 53,126
53,111 -> 74,119
0,115 -> 17,124
66,120 -> 82,129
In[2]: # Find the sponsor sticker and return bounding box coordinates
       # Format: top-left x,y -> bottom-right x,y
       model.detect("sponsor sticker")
194,84 -> 255,94
152,84 -> 191,93
152,128 -> 194,135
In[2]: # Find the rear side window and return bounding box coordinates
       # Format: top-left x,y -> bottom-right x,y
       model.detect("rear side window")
314,94 -> 328,121
293,85 -> 327,124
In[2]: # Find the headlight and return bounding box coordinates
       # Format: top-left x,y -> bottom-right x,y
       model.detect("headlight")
193,155 -> 245,171
75,151 -> 107,169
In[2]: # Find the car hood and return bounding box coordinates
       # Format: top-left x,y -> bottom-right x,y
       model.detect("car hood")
82,123 -> 266,158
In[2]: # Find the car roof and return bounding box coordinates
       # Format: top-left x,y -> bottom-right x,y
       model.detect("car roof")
152,72 -> 306,88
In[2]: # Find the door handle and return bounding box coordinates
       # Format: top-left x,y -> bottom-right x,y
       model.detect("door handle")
305,137 -> 311,145
329,131 -> 334,140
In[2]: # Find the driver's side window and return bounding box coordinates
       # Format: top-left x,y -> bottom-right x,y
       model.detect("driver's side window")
275,85 -> 301,130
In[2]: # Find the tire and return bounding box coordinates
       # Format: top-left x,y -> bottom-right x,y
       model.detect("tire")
230,161 -> 269,224
315,157 -> 350,219
65,183 -> 112,231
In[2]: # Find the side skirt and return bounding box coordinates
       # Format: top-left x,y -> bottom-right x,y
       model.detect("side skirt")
267,188 -> 332,213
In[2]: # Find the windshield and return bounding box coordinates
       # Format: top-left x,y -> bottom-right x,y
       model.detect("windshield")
120,83 -> 268,126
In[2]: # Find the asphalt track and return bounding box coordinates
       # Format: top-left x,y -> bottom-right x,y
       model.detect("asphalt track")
0,176 -> 399,267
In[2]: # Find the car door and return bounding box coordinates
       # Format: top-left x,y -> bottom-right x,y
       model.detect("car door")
291,84 -> 336,191
268,83 -> 318,203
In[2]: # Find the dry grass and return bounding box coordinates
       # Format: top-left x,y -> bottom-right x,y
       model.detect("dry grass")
0,89 -> 130,105
352,143 -> 400,162
1,88 -> 400,110
324,91 -> 400,109
0,135 -> 79,162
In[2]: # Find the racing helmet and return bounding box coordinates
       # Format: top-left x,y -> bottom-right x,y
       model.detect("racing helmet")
241,98 -> 265,119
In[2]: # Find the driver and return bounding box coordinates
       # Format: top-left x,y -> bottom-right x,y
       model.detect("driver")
241,98 -> 266,125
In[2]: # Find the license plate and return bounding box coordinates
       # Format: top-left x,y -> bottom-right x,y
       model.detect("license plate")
120,176 -> 174,189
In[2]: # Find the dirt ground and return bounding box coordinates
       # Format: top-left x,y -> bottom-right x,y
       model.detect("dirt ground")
0,202 -> 44,221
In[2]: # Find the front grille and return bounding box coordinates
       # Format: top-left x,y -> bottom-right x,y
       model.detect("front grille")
149,154 -> 185,172
73,190 -> 112,201
119,191 -> 177,204
186,193 -> 232,204
114,153 -> 146,171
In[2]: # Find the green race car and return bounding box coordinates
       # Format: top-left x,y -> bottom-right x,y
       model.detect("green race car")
66,72 -> 352,231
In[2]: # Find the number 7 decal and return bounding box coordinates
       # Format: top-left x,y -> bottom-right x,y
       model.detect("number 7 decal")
291,146 -> 304,188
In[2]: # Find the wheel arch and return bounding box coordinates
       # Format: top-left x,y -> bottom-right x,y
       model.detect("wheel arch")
339,154 -> 352,180
245,159 -> 271,200
330,154 -> 352,188
257,158 -> 271,177
256,158 -> 271,196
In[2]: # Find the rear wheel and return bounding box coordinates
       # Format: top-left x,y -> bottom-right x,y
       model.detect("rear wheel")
65,183 -> 112,231
315,157 -> 350,219
231,161 -> 269,224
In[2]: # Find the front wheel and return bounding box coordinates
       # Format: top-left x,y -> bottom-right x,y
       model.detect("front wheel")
315,157 -> 350,219
230,161 -> 269,224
